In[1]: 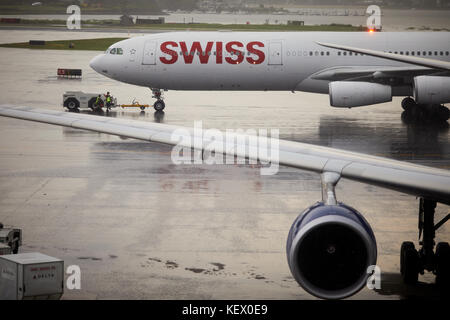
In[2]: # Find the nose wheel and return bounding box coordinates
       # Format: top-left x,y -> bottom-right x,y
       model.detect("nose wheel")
154,100 -> 165,111
151,88 -> 166,111
400,198 -> 450,288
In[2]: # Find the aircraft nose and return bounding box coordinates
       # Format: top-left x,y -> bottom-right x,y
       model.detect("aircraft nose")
89,54 -> 104,73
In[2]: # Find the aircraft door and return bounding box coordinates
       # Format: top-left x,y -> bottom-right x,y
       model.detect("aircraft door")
142,41 -> 157,65
268,41 -> 283,65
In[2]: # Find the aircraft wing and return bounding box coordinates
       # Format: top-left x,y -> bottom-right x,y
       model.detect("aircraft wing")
310,65 -> 441,82
317,41 -> 450,72
0,105 -> 449,205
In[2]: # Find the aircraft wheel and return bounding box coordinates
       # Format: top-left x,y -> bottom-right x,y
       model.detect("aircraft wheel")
400,241 -> 419,284
401,97 -> 416,111
437,105 -> 450,122
154,100 -> 165,111
140,106 -> 146,111
435,242 -> 450,288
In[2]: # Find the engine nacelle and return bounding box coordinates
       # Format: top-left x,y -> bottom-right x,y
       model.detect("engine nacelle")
286,202 -> 377,299
414,76 -> 450,105
329,81 -> 392,108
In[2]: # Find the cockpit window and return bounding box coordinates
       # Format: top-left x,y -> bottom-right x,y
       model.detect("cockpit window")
108,48 -> 123,55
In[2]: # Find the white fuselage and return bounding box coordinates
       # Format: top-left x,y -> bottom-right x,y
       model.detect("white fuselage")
89,32 -> 450,96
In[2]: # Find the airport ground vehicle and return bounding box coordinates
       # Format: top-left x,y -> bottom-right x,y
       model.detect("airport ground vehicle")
0,223 -> 22,254
0,243 -> 12,255
63,92 -> 158,112
62,91 -> 118,111
120,98 -> 151,111
0,252 -> 64,300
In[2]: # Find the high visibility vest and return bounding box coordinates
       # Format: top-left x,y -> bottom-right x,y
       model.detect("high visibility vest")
106,96 -> 111,103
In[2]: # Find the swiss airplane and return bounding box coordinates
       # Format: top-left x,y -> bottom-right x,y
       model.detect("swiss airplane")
0,104 -> 449,299
89,31 -> 450,121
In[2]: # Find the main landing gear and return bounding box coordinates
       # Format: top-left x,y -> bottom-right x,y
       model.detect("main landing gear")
151,88 -> 165,112
400,198 -> 450,289
401,97 -> 449,124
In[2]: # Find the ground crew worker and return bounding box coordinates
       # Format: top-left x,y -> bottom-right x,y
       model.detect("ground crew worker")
94,94 -> 103,110
105,92 -> 112,111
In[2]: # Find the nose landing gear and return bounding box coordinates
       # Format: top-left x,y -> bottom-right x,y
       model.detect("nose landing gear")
151,88 -> 166,111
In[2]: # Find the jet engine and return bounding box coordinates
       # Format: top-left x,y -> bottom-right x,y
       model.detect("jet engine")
329,81 -> 392,108
286,202 -> 377,299
413,76 -> 450,105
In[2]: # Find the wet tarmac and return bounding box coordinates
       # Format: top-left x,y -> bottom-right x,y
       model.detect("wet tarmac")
0,32 -> 449,300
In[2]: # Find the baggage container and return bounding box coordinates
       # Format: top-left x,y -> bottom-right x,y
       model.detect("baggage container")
0,252 -> 64,300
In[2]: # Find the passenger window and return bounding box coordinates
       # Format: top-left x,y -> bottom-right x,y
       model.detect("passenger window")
326,52 -> 330,56
338,52 -> 341,56
446,52 -> 449,56
440,51 -> 443,55
309,51 -> 313,56
343,52 -> 347,56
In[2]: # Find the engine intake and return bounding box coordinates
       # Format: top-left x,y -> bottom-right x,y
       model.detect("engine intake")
329,81 -> 392,108
414,76 -> 450,105
287,202 -> 377,299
